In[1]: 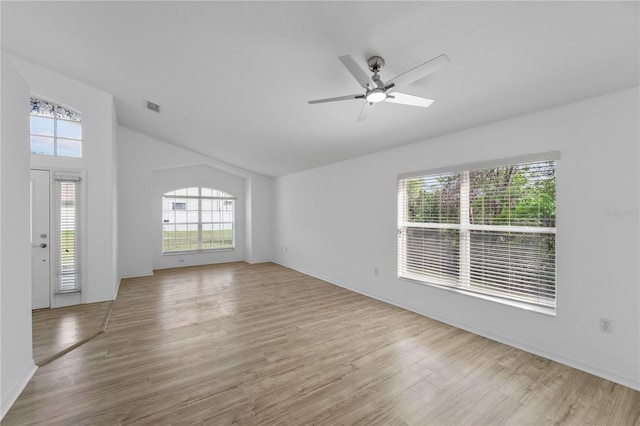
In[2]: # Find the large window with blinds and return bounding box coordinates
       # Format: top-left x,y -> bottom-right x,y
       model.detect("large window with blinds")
162,187 -> 235,253
398,155 -> 557,313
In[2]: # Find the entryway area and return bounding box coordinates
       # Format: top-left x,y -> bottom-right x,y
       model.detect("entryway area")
31,169 -> 102,366
31,168 -> 85,310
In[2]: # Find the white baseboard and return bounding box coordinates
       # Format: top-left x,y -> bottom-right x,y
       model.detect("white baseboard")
1,363 -> 37,421
246,259 -> 272,265
275,261 -> 640,392
119,270 -> 154,279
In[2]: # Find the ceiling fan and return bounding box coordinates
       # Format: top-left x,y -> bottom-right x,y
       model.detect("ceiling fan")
308,53 -> 450,121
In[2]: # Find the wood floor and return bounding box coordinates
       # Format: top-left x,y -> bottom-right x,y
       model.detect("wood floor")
32,301 -> 112,365
4,262 -> 639,425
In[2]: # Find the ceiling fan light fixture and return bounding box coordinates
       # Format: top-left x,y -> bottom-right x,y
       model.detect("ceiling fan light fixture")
308,53 -> 450,120
366,89 -> 386,103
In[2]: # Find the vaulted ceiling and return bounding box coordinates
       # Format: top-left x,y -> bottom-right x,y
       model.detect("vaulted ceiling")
2,1 -> 638,177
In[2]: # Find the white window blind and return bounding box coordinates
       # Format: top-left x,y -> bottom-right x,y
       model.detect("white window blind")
162,187 -> 236,253
398,157 -> 557,311
53,173 -> 82,294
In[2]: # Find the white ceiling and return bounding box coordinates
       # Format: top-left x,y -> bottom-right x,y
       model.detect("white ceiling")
2,1 -> 638,177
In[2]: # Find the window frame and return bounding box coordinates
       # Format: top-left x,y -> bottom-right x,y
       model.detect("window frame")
162,187 -> 236,254
397,152 -> 559,315
52,172 -> 83,294
30,97 -> 83,158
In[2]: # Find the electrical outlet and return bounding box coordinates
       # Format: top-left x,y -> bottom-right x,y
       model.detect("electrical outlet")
600,318 -> 613,333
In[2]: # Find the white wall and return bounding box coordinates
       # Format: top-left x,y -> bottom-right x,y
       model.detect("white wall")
118,126 -> 273,277
111,101 -> 120,297
245,175 -> 274,264
7,55 -> 118,306
273,87 -> 640,390
152,164 -> 245,269
0,55 -> 37,419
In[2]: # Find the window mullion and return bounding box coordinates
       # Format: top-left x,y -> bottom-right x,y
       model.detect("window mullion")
53,114 -> 58,156
459,170 -> 470,287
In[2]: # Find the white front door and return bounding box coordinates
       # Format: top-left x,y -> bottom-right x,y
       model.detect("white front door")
31,169 -> 50,309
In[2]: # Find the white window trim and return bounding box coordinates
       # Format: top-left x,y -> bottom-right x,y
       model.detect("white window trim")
398,151 -> 561,180
51,170 -> 85,295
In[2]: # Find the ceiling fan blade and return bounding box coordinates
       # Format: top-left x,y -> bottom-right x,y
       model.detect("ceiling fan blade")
339,55 -> 375,89
387,54 -> 450,87
357,101 -> 375,122
386,92 -> 434,108
308,94 -> 364,104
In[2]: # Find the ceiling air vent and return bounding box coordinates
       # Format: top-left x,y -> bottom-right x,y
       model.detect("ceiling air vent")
145,99 -> 161,113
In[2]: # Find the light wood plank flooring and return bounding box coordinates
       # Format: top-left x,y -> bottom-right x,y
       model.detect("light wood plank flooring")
4,262 -> 639,425
32,301 -> 112,365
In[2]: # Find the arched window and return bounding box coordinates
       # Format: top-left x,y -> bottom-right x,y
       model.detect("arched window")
162,187 -> 235,253
30,97 -> 82,158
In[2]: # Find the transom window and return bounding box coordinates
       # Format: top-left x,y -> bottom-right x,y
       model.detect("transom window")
30,97 -> 82,158
398,156 -> 557,313
162,187 -> 235,253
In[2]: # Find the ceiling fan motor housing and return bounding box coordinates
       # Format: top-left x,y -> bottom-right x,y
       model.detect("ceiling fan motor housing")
367,55 -> 385,72
367,56 -> 390,91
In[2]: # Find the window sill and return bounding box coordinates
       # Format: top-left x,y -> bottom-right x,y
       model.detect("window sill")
162,248 -> 235,256
399,273 -> 556,317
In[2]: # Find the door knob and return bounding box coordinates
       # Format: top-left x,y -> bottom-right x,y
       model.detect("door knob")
32,243 -> 47,248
